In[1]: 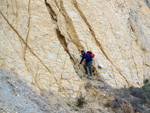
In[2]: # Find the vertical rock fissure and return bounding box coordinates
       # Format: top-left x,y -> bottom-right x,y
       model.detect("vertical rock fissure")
59,0 -> 84,50
73,0 -> 130,86
24,0 -> 31,73
56,29 -> 75,64
45,0 -> 87,77
45,0 -> 57,22
129,20 -> 138,45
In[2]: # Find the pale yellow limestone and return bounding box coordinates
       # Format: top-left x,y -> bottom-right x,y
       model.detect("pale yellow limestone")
0,0 -> 150,99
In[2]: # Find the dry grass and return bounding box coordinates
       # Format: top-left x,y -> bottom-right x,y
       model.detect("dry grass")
121,99 -> 134,113
113,98 -> 134,113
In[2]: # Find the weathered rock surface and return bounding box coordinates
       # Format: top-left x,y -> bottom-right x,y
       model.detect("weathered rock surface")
0,69 -> 72,113
143,0 -> 150,7
0,0 -> 150,100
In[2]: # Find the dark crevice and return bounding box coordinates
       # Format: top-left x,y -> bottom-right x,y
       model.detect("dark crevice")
56,29 -> 67,52
60,0 -> 84,51
130,24 -> 134,33
45,0 -> 57,22
129,20 -> 138,43
56,29 -> 75,64
145,63 -> 150,67
56,28 -> 84,77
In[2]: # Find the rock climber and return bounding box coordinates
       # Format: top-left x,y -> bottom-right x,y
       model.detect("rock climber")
78,50 -> 93,78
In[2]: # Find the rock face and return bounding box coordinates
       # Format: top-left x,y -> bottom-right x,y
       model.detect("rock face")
0,0 -> 150,99
0,69 -> 71,113
143,0 -> 150,7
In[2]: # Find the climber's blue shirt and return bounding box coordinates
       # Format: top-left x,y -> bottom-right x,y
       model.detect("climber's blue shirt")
80,53 -> 93,64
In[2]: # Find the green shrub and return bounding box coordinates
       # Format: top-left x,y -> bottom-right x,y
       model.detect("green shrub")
76,95 -> 86,108
142,85 -> 150,92
144,79 -> 149,85
105,101 -> 111,107
142,86 -> 147,91
120,88 -> 130,98
67,103 -> 71,106
129,86 -> 134,90
140,99 -> 147,104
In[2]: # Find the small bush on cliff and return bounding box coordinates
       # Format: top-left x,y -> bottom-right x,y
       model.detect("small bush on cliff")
112,98 -> 134,113
118,87 -> 131,98
144,79 -> 149,85
76,95 -> 86,108
142,85 -> 150,92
